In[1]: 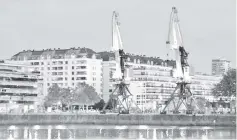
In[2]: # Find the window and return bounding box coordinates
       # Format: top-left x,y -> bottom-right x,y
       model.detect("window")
93,77 -> 96,81
65,66 -> 68,70
48,67 -> 50,70
58,67 -> 63,70
76,66 -> 87,69
76,77 -> 87,80
65,72 -> 68,75
33,62 -> 39,65
58,72 -> 63,75
109,89 -> 113,92
65,61 -> 68,64
76,60 -> 87,64
41,62 -> 44,65
52,72 -> 57,75
93,83 -> 96,87
41,67 -> 44,70
72,77 -> 74,80
72,66 -> 74,69
56,77 -> 63,81
47,83 -> 50,86
81,66 -> 86,69
137,95 -> 141,99
65,77 -> 68,80
72,72 -> 74,75
77,71 -> 86,75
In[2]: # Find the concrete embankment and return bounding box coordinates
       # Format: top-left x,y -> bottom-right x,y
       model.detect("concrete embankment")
0,114 -> 235,126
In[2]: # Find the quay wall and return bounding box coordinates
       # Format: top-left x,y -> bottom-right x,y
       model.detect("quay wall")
0,114 -> 235,126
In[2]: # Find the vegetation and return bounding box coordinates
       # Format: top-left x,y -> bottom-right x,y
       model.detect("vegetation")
44,84 -> 70,107
92,99 -> 115,110
44,83 -> 101,108
71,83 -> 101,105
212,69 -> 236,97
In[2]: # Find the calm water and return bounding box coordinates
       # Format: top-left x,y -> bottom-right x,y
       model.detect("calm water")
0,124 -> 235,140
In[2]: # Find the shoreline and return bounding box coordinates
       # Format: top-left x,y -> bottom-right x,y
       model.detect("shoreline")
0,114 -> 235,127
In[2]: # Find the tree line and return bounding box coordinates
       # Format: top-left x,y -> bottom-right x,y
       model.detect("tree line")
43,82 -> 113,110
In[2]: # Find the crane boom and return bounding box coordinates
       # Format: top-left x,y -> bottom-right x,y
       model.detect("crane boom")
112,11 -> 124,80
166,7 -> 190,82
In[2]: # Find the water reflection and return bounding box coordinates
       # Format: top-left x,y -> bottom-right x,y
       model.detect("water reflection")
0,125 -> 235,139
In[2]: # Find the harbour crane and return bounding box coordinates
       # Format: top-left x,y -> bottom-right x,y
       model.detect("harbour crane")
161,7 -> 200,114
101,11 -> 139,114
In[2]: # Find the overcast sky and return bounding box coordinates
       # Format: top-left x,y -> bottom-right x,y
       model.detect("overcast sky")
0,0 -> 235,74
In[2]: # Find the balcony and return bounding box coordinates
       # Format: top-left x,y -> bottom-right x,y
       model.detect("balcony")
0,80 -> 37,87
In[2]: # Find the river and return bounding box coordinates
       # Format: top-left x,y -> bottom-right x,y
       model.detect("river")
0,124 -> 235,139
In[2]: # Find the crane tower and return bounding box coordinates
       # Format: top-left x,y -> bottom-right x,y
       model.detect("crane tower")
101,11 -> 139,114
161,7 -> 200,114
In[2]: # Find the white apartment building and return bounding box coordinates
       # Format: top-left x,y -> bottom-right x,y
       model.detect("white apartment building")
212,58 -> 231,76
102,60 -> 116,102
190,73 -> 222,100
102,56 -> 222,110
11,48 -> 103,96
0,60 -> 42,113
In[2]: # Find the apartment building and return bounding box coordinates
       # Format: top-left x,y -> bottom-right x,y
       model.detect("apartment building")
0,60 -> 42,113
212,58 -> 231,76
190,73 -> 222,100
11,47 -> 103,96
102,60 -> 116,102
102,56 -> 222,110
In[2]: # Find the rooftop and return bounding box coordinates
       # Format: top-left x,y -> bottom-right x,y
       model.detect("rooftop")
11,47 -> 98,60
97,51 -> 176,67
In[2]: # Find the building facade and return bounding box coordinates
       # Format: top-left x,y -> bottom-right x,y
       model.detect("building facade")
212,58 -> 231,76
0,60 -> 42,113
102,58 -> 222,110
190,73 -> 222,100
101,60 -> 116,102
11,48 -> 103,96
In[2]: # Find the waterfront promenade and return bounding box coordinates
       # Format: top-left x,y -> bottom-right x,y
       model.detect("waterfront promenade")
0,113 -> 235,127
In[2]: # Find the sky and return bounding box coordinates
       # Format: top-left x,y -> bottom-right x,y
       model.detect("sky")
0,0 -> 235,74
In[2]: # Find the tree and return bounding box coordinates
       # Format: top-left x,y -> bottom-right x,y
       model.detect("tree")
44,84 -> 71,107
92,99 -> 105,110
44,84 -> 61,107
212,69 -> 236,97
70,83 -> 101,105
194,97 -> 207,112
44,83 -> 102,109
